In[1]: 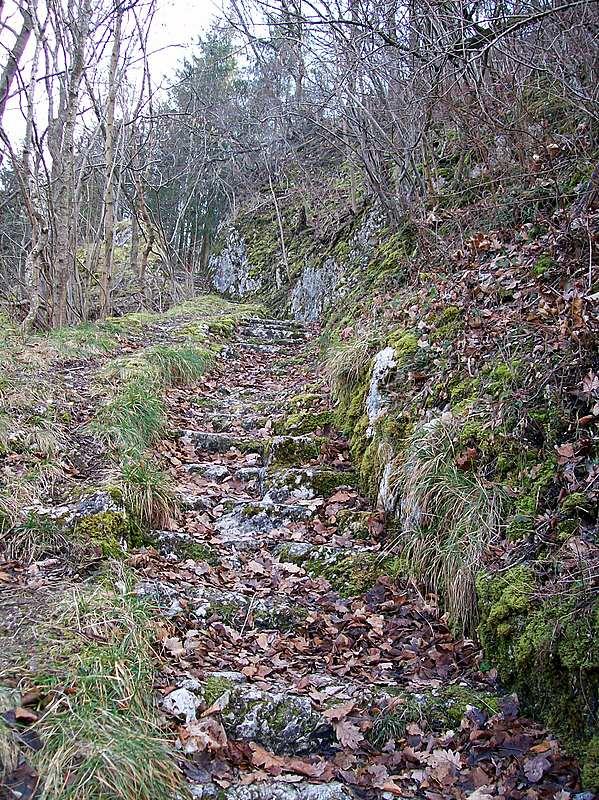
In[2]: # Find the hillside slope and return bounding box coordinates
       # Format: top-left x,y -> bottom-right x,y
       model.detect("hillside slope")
209,162 -> 599,786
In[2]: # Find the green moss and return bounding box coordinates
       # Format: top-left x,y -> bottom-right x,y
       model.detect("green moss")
241,504 -> 263,518
582,735 -> 599,791
367,223 -> 417,283
450,378 -> 481,407
202,676 -> 234,707
478,569 -> 598,778
207,316 -> 237,337
179,322 -> 208,342
561,491 -> 594,515
267,435 -> 325,467
431,306 -> 463,341
278,410 -> 334,435
484,359 -> 523,399
533,253 -> 555,277
512,456 -> 557,517
506,513 -> 536,541
478,565 -> 534,636
73,512 -> 130,558
287,393 -> 321,412
335,510 -> 374,540
180,542 -> 219,565
305,552 -> 404,597
369,685 -> 499,746
387,330 -> 418,362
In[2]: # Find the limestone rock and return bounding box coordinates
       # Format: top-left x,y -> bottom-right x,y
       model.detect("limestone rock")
365,347 -> 397,432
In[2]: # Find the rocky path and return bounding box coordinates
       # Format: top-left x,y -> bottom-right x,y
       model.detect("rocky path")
137,318 -> 582,800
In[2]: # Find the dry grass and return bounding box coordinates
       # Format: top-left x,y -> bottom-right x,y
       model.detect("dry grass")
28,566 -> 187,800
324,335 -> 376,397
117,459 -> 177,529
388,414 -> 508,634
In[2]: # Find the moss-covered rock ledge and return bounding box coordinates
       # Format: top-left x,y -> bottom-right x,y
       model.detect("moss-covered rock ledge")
477,566 -> 599,788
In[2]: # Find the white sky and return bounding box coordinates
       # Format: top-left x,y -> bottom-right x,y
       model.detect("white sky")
150,0 -> 219,80
0,0 -> 219,142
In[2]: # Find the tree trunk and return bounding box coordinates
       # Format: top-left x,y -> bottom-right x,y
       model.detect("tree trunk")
99,8 -> 122,319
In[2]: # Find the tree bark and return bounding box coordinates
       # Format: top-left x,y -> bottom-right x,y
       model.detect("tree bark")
99,7 -> 122,319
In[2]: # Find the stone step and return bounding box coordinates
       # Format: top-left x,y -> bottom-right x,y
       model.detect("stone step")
201,782 -> 353,800
237,340 -> 299,352
214,500 -> 316,548
191,586 -> 309,630
266,435 -> 326,467
241,317 -> 307,335
188,412 -> 269,433
178,430 -> 268,457
185,462 -> 265,483
163,669 -> 500,761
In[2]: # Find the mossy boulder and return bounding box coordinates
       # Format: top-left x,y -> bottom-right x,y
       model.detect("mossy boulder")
73,511 -> 130,558
263,467 -> 356,502
276,409 -> 334,436
214,685 -> 332,755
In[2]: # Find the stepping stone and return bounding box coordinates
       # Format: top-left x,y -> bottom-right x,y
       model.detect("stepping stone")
214,500 -> 316,548
185,463 -> 265,484
206,782 -> 353,800
151,530 -> 219,564
189,586 -> 308,631
185,681 -> 333,756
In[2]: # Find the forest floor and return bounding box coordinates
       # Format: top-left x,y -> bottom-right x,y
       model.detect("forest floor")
0,308 -> 587,799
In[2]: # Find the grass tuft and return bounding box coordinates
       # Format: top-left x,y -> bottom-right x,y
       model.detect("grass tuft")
96,379 -> 166,456
324,336 -> 376,397
145,344 -> 214,386
389,414 -> 508,634
118,459 -> 177,529
2,513 -> 70,564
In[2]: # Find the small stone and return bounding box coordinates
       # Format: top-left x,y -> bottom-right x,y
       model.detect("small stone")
161,688 -> 200,724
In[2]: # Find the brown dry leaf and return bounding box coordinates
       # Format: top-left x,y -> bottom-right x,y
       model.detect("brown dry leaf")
328,489 -> 354,503
323,700 -> 355,722
14,707 -> 38,724
163,636 -> 185,657
184,718 -> 228,754
333,719 -> 363,749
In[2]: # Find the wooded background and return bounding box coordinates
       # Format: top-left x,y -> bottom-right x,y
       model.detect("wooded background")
1,0 -> 597,327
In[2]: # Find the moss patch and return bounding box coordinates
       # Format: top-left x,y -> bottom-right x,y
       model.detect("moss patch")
73,511 -> 131,558
477,568 -> 598,783
267,435 -> 325,467
369,685 -> 499,746
277,410 -> 334,436
305,551 -> 404,596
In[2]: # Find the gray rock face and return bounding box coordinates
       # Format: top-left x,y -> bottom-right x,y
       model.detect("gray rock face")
209,209 -> 386,323
290,259 -> 343,323
211,226 -> 261,297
